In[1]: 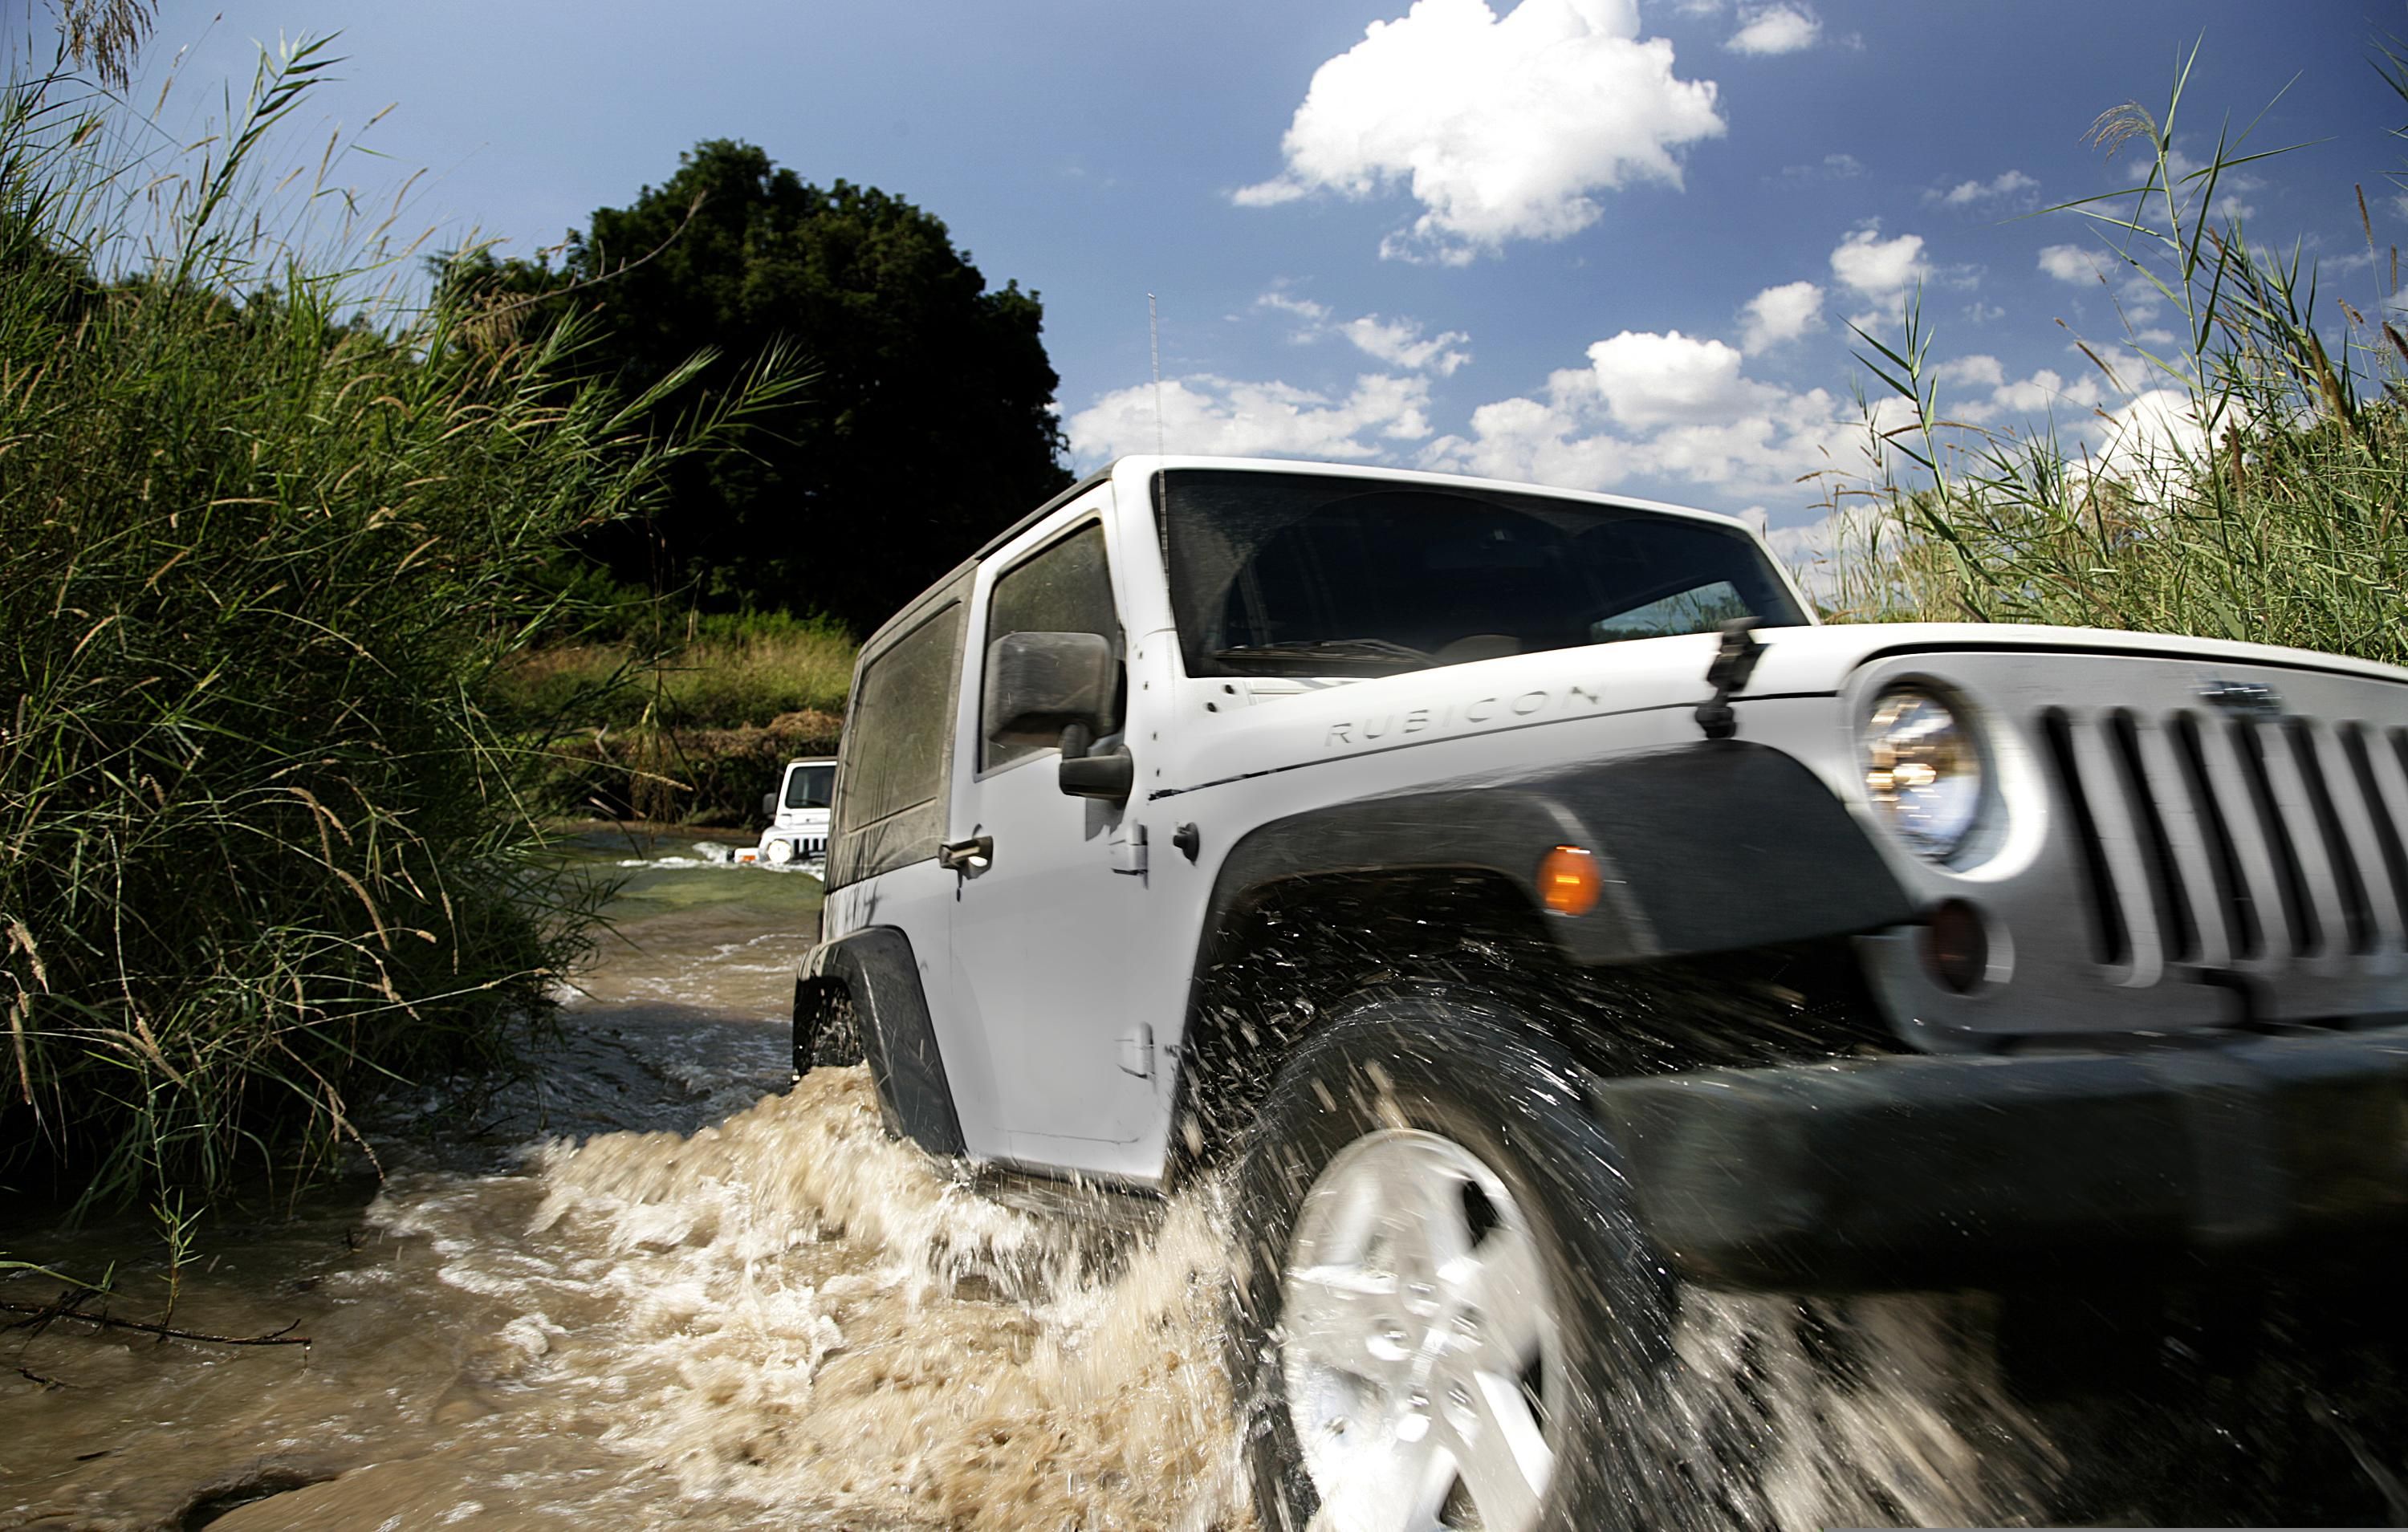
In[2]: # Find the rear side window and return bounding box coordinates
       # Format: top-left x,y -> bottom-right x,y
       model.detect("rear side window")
828,596 -> 965,887
982,522 -> 1121,770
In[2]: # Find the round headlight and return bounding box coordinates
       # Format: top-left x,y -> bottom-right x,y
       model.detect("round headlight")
765,837 -> 795,865
1862,687 -> 1984,860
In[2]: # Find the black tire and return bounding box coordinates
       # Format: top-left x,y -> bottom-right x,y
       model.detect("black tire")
793,976 -> 865,1074
1228,991 -> 1680,1532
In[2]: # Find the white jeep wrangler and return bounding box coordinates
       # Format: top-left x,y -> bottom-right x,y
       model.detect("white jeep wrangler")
794,456 -> 2408,1530
758,756 -> 835,867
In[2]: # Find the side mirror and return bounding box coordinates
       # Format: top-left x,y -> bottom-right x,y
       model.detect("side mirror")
983,631 -> 1115,746
1059,746 -> 1133,803
761,791 -> 778,821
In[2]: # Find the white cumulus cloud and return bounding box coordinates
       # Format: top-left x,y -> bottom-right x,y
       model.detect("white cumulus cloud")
1255,293 -> 1331,325
1422,329 -> 1904,505
1065,373 -> 1435,465
1584,330 -> 1758,428
1725,3 -> 1820,55
1930,169 -> 2039,207
1341,314 -> 1474,375
1252,294 -> 1474,376
1778,152 -> 1865,184
1934,354 -> 2005,389
1831,226 -> 1931,306
1235,0 -> 1726,262
1944,365 -> 2103,425
2036,243 -> 2106,283
1739,280 -> 1824,349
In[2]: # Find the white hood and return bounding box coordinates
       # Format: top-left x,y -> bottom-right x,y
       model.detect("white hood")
1162,621 -> 2408,797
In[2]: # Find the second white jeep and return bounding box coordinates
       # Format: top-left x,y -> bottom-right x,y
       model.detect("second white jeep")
757,756 -> 834,867
795,455 -> 2408,1531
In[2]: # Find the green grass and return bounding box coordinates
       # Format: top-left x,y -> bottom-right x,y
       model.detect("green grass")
488,603 -> 856,824
1821,43 -> 2408,668
0,43 -> 793,1214
497,611 -> 858,733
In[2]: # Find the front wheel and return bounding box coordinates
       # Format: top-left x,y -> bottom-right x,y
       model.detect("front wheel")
1228,994 -> 1680,1532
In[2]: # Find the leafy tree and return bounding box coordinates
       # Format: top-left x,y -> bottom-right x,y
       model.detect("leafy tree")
462,140 -> 1071,632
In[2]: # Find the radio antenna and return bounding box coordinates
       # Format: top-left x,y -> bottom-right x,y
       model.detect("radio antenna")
1148,291 -> 1165,460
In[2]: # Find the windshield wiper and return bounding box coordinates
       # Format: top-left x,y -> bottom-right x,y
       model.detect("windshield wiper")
1209,638 -> 1434,674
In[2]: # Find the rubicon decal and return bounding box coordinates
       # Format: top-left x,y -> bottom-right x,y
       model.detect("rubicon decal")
1324,682 -> 1607,746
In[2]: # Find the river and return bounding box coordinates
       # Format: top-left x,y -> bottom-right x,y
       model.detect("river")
2,829 -> 2401,1530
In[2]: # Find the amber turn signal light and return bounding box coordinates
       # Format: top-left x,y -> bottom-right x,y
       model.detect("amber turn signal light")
1538,845 -> 1601,916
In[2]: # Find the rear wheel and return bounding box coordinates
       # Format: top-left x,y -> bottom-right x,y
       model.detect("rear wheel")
1229,993 -> 1680,1532
792,977 -> 864,1074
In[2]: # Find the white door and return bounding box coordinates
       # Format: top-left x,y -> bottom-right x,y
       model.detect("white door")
947,512 -> 1160,1172
822,581 -> 1006,1163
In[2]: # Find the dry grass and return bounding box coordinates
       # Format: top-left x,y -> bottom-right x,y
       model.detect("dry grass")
495,612 -> 856,823
499,618 -> 857,733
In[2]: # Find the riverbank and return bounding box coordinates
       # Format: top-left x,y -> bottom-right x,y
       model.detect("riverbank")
532,712 -> 845,826
498,616 -> 855,826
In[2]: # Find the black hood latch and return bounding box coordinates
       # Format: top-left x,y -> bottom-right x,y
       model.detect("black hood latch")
1694,619 -> 1767,742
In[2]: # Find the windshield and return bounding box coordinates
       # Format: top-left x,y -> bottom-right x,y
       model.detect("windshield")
783,763 -> 836,810
1153,469 -> 1808,677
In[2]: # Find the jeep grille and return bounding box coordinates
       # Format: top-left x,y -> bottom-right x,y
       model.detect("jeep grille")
1847,651 -> 2408,1042
2039,708 -> 2408,980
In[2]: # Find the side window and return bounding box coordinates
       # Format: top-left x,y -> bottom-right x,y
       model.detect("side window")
982,522 -> 1122,770
828,597 -> 964,886
783,763 -> 835,810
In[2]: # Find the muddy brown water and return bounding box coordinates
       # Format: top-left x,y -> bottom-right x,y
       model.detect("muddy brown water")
2,828 -> 2401,1530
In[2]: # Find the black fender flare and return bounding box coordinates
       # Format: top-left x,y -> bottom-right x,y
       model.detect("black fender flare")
1161,740 -> 1918,1178
795,927 -> 966,1156
1202,738 -> 1916,968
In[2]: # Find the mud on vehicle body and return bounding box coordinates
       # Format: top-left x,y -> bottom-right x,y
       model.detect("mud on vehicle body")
791,456 -> 2408,1531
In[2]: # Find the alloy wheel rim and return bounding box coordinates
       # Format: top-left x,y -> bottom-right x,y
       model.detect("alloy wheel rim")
1279,1127 -> 1563,1532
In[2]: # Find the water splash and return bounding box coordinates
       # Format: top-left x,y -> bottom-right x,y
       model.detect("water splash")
383,1067 -> 1249,1530
1660,1290 -> 2061,1529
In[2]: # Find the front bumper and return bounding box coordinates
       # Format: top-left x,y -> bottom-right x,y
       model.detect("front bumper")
758,827 -> 830,864
1588,1024 -> 2408,1290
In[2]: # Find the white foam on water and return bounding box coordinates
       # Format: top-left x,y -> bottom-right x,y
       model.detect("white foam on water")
606,843 -> 813,872
1663,1290 -> 2060,1530
372,1067 -> 1248,1530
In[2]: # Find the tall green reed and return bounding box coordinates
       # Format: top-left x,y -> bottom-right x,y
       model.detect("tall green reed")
1823,42 -> 2408,668
0,42 -> 796,1214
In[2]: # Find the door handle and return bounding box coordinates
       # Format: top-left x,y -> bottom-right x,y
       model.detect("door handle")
938,835 -> 994,872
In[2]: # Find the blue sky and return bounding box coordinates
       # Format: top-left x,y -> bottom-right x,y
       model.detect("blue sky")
8,0 -> 2399,547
